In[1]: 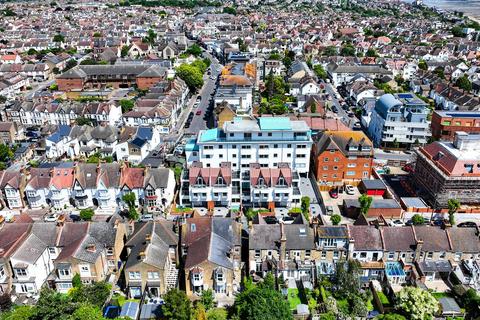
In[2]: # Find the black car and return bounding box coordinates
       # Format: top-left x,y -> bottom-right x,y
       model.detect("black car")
458,221 -> 477,228
70,214 -> 81,222
264,216 -> 278,224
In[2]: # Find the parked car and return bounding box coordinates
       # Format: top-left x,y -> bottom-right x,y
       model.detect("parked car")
325,205 -> 334,215
264,216 -> 278,224
70,214 -> 81,222
282,216 -> 295,224
329,188 -> 338,199
196,110 -> 202,115
390,219 -> 404,227
44,213 -> 59,222
345,185 -> 355,195
310,205 -> 317,216
140,213 -> 154,222
458,221 -> 477,228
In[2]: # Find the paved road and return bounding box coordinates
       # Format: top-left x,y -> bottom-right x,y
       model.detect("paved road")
374,148 -> 415,162
323,82 -> 355,128
185,51 -> 222,135
25,79 -> 55,100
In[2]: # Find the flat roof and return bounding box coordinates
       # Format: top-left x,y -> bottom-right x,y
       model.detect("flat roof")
259,117 -> 292,131
361,179 -> 387,190
199,128 -> 218,142
401,197 -> 428,208
435,110 -> 480,118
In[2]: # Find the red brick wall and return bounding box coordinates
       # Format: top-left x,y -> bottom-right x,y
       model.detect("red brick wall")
136,77 -> 162,90
314,149 -> 373,182
57,78 -> 84,91
431,112 -> 480,141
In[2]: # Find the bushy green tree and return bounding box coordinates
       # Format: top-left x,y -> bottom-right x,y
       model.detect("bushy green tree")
358,194 -> 373,216
206,308 -> 227,320
119,99 -> 134,113
411,214 -> 424,225
232,278 -> 292,320
70,304 -> 105,320
185,44 -> 202,56
396,287 -> 438,320
456,75 -> 472,92
330,214 -> 341,225
176,63 -> 204,91
313,64 -> 327,79
53,34 -> 65,43
162,288 -> 192,320
301,196 -> 311,221
0,305 -> 35,320
447,199 -> 460,225
200,289 -> 215,310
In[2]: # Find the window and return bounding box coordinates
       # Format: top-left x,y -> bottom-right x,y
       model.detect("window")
106,247 -> 114,256
216,177 -> 224,185
255,250 -> 261,258
346,171 -> 355,176
427,252 -> 433,259
147,272 -> 159,279
58,268 -> 71,277
196,177 -> 204,185
193,273 -> 201,282
273,144 -> 278,148
57,283 -> 72,290
305,250 -> 311,258
323,166 -> 328,170
15,268 -> 27,277
324,158 -> 329,162
334,157 -> 339,162
360,252 -> 367,259
455,252 -> 462,261
297,154 -> 306,158
0,265 -> 5,279
321,251 -> 326,259
333,251 -> 339,259
347,163 -> 356,168
48,247 -> 56,255
79,265 -> 90,276
241,145 -> 251,149
216,272 -> 224,282
268,133 -> 272,137
129,271 -> 141,280
330,149 -> 335,153
146,189 -> 155,196
388,252 -> 395,260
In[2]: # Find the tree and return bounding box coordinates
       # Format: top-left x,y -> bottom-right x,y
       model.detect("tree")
120,99 -> 134,113
200,289 -> 215,310
206,308 -> 227,320
70,281 -> 112,308
333,260 -> 361,299
418,60 -> 427,71
411,214 -> 424,225
232,281 -> 293,320
301,196 -> 311,221
340,44 -> 355,56
75,117 -> 93,126
185,44 -> 202,57
358,194 -> 373,216
351,295 -> 368,317
0,306 -> 35,320
194,303 -> 207,320
93,32 -> 102,38
53,34 -> 65,43
396,287 -> 438,320
80,208 -> 94,221
447,199 -> 460,225
366,48 -> 378,57
176,63 -> 204,91
392,138 -> 400,149
234,38 -> 248,52
0,95 -> 6,104
122,192 -> 136,209
456,75 -> 472,92
144,29 -> 157,45
70,304 -> 105,320
313,64 -> 327,80
223,6 -> 237,15
34,288 -> 77,320
330,214 -> 341,225
282,56 -> 292,70
72,273 -> 82,288
451,25 -> 465,37
191,59 -> 208,74
0,144 -> 13,163
121,45 -> 131,58
0,293 -> 12,312
323,46 -> 338,56
162,289 -> 192,320
376,314 -> 407,320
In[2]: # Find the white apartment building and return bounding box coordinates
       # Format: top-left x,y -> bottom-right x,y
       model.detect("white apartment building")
182,117 -> 313,208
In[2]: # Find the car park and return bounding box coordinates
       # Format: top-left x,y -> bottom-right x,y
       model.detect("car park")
345,184 -> 355,195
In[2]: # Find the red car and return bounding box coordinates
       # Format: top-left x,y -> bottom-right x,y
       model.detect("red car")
329,188 -> 338,199
196,110 -> 202,115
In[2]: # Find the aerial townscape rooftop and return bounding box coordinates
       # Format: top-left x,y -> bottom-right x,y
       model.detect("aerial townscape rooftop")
1,0 -> 480,319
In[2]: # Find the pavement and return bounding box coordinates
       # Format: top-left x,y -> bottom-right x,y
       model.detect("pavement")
374,148 -> 416,163
299,177 -> 323,217
25,79 -> 55,100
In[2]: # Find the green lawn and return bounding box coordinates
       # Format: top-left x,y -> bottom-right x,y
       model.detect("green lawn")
288,288 -> 301,310
377,291 -> 391,306
432,292 -> 453,300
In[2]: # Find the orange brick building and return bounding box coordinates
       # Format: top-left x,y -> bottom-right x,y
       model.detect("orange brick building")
431,110 -> 480,141
312,130 -> 374,184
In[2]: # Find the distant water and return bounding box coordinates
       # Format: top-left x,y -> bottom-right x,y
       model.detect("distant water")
403,0 -> 480,18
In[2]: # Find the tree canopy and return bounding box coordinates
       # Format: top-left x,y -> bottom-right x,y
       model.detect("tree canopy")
456,75 -> 472,92
396,287 -> 438,320
176,63 -> 204,91
162,288 -> 192,320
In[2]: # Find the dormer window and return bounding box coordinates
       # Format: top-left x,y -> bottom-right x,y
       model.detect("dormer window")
361,146 -> 370,151
258,177 -> 265,187
278,176 -> 286,186
216,176 -> 224,185
216,270 -> 224,282
348,145 -> 358,151
196,177 -> 204,186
